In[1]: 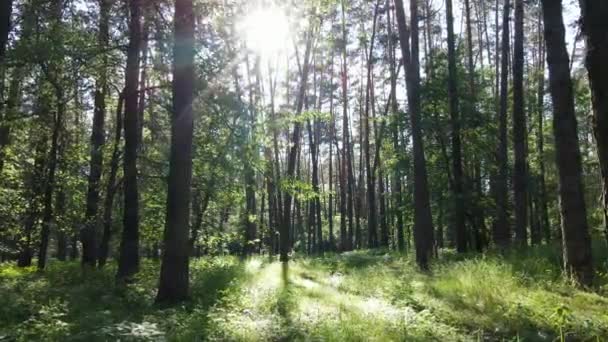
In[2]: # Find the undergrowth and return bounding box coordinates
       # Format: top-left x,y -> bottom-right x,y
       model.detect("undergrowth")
1,243 -> 607,341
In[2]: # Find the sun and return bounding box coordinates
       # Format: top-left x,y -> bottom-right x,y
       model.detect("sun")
239,7 -> 290,56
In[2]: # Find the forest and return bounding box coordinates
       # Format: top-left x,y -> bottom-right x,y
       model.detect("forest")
1,0 -> 607,340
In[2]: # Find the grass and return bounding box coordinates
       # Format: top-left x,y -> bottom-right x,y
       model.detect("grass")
1,244 -> 607,341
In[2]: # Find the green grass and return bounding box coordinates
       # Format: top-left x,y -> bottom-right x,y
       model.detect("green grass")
1,245 -> 607,341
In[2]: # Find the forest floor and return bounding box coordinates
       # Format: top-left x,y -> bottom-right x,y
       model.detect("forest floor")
1,245 -> 608,341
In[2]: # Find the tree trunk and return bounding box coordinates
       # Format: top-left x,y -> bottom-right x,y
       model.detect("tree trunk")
512,0 -> 527,246
82,0 -> 110,268
0,0 -> 11,63
446,0 -> 467,253
536,12 -> 550,243
156,0 -> 195,302
388,1 -> 405,252
364,0 -> 380,249
578,0 -> 608,245
541,0 -> 594,286
38,91 -> 63,270
281,25 -> 313,262
98,92 -> 124,268
118,0 -> 142,280
395,0 -> 435,268
494,0 -> 511,248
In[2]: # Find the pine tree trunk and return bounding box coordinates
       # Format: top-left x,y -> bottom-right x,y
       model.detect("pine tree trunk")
387,1 -> 405,251
541,0 -> 594,286
38,92 -> 63,270
82,0 -> 110,268
536,12 -> 550,243
364,0 -> 380,249
281,27 -> 313,262
395,0 -> 435,268
578,0 -> 608,245
118,0 -> 142,280
98,92 -> 124,268
156,0 -> 195,302
446,0 -> 467,253
494,0 -> 511,248
513,0 -> 528,246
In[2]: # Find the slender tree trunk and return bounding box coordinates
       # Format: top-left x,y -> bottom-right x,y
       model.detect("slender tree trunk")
364,0 -> 381,248
388,1 -> 405,252
578,0 -> 608,245
99,92 -> 124,268
0,0 -> 11,63
536,12 -> 550,243
512,0 -> 527,246
395,0 -> 435,268
340,0 -> 353,251
446,0 -> 467,253
0,0 -> 13,173
82,0 -> 111,268
494,0 -> 511,248
189,192 -> 210,253
117,0 -> 142,280
137,10 -> 150,147
156,0 -> 195,302
281,26 -> 313,262
38,92 -> 63,270
541,0 -> 593,286
18,137 -> 46,267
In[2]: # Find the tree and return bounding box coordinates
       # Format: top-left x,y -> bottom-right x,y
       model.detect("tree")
364,0 -> 381,248
118,0 -> 142,280
281,22 -> 314,263
512,0 -> 527,245
395,0 -> 434,268
446,0 -> 467,253
82,0 -> 111,268
541,0 -> 593,286
578,0 -> 608,244
156,0 -> 196,302
494,0 -> 511,248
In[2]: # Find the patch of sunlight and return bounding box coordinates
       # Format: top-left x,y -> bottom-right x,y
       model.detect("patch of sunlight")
245,258 -> 263,273
0,264 -> 34,278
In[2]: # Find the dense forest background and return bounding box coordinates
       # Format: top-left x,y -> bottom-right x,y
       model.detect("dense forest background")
1,0 -> 608,340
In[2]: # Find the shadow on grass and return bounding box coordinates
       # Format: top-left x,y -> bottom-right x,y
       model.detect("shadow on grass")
0,257 -> 248,341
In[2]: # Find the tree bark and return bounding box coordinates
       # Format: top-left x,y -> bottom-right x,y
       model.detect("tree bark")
364,0 -> 381,248
98,92 -> 124,268
395,0 -> 435,268
156,0 -> 195,302
512,0 -> 527,246
280,24 -> 314,262
494,0 -> 511,248
117,0 -> 142,280
82,0 -> 111,268
446,0 -> 467,253
541,0 -> 594,286
578,0 -> 608,245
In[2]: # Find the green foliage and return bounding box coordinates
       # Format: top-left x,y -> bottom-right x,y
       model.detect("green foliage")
2,245 -> 607,341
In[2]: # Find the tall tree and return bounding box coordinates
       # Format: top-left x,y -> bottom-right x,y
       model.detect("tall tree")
281,23 -> 314,262
156,0 -> 195,302
512,0 -> 527,245
494,0 -> 511,248
364,0 -> 381,248
118,0 -> 142,280
395,0 -> 434,268
82,0 -> 111,268
98,91 -> 124,268
446,0 -> 467,252
387,0 -> 405,251
578,0 -> 608,244
38,0 -> 65,270
541,0 -> 593,286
